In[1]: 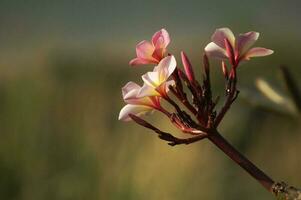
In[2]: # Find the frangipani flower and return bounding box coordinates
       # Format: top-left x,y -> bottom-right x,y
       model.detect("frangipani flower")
118,81 -> 161,121
138,55 -> 176,97
129,29 -> 170,66
204,27 -> 273,66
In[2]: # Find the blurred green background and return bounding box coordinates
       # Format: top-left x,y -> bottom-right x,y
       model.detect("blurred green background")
0,0 -> 300,199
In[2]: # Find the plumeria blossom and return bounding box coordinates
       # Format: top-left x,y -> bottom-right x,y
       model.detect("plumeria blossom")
129,29 -> 170,66
138,55 -> 177,97
118,81 -> 162,121
204,27 -> 273,66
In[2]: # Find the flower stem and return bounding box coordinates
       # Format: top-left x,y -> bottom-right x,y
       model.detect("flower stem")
208,130 -> 275,192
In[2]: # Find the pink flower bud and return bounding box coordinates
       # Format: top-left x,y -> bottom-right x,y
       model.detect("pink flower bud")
181,51 -> 195,82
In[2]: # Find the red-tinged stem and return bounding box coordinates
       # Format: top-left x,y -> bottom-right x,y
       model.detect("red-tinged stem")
214,68 -> 237,127
208,130 -> 275,192
168,86 -> 208,126
169,88 -> 198,115
162,94 -> 183,114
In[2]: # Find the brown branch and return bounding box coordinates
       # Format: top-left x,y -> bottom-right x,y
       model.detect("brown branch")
169,70 -> 206,125
162,133 -> 208,146
171,68 -> 185,99
208,130 -> 275,192
202,54 -> 212,102
169,85 -> 199,116
170,113 -> 207,135
163,94 -> 184,114
129,114 -> 207,146
129,115 -> 277,193
177,68 -> 204,108
163,95 -> 209,133
214,70 -> 238,127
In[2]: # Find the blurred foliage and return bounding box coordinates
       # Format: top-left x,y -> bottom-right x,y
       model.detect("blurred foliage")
0,49 -> 300,200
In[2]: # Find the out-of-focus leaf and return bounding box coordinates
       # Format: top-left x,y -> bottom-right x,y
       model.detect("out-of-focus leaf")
280,66 -> 301,113
255,78 -> 297,115
240,86 -> 296,116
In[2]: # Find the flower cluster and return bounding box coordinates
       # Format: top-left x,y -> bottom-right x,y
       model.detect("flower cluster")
119,29 -> 175,121
119,27 -> 273,146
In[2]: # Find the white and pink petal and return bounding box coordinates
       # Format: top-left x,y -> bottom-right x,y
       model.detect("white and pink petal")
155,55 -> 177,82
137,83 -> 160,98
122,82 -> 140,100
142,71 -> 160,88
236,32 -> 259,55
204,42 -> 228,59
118,104 -> 153,121
211,28 -> 235,48
243,47 -> 274,60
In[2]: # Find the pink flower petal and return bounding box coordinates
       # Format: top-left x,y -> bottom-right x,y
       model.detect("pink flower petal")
243,47 -> 274,60
136,40 -> 155,59
211,27 -> 235,48
152,28 -> 170,49
236,32 -> 259,55
129,58 -> 157,66
204,42 -> 228,59
118,104 -> 153,121
152,48 -> 165,61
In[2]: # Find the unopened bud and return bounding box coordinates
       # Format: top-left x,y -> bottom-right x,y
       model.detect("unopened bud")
177,68 -> 189,83
181,51 -> 195,83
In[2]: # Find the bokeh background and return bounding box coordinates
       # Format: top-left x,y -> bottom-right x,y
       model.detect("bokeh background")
0,0 -> 301,199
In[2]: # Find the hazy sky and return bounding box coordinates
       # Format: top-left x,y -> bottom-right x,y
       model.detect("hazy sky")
0,0 -> 300,68
1,1 -> 300,42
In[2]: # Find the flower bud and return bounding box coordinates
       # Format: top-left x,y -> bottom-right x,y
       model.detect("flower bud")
181,51 -> 195,83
